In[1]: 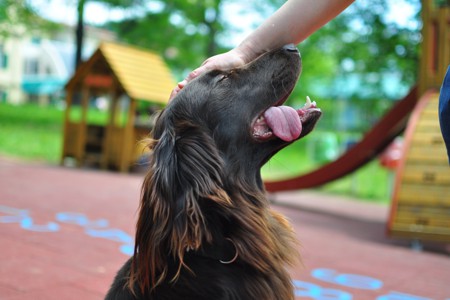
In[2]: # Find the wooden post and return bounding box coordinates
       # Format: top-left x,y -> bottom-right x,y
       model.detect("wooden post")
76,85 -> 90,167
418,1 -> 450,95
101,83 -> 119,170
119,98 -> 136,172
61,87 -> 74,165
437,5 -> 450,82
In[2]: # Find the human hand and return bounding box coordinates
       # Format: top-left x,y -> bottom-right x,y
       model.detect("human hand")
169,48 -> 248,100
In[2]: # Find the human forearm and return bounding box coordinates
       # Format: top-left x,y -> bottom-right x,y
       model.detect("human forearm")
236,0 -> 355,63
170,0 -> 355,99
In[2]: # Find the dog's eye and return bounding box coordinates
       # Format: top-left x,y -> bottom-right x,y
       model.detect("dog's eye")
217,71 -> 234,83
217,74 -> 228,83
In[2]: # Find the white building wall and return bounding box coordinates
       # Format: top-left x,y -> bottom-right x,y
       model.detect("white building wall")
0,24 -> 116,104
0,37 -> 26,104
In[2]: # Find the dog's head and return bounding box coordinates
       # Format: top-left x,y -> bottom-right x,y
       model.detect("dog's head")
130,45 -> 321,293
159,45 -> 321,182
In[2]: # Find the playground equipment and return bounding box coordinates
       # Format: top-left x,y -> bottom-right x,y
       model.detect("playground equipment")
388,90 -> 449,242
388,1 -> 450,242
265,1 -> 450,242
264,86 -> 419,191
61,42 -> 175,172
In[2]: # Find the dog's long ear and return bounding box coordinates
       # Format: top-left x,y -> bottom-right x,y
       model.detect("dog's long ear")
129,112 -> 232,293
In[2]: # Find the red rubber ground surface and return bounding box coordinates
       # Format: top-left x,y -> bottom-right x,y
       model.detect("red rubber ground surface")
1,157 -> 449,300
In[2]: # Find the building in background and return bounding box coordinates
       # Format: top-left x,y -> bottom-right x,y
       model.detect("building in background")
0,24 -> 116,105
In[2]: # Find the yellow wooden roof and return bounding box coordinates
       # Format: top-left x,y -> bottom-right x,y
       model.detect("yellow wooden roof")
68,42 -> 176,105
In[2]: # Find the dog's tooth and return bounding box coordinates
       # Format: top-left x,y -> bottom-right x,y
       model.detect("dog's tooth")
303,96 -> 312,109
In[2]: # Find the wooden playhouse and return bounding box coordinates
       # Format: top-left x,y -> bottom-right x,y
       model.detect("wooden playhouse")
61,42 -> 175,172
387,1 -> 450,243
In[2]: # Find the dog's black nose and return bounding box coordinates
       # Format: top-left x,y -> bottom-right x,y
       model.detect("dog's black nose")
282,44 -> 298,52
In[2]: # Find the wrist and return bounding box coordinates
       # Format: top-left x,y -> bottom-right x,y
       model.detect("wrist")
234,41 -> 263,64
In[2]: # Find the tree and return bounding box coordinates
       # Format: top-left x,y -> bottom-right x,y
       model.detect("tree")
106,0 -> 420,97
0,0 -> 59,38
74,0 -> 144,69
106,0 -> 229,78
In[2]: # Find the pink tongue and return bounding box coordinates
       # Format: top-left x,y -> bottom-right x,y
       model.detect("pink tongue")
264,106 -> 302,142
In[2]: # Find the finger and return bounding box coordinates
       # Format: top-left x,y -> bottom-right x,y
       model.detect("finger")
172,65 -> 209,102
168,86 -> 181,101
185,66 -> 207,83
185,69 -> 199,82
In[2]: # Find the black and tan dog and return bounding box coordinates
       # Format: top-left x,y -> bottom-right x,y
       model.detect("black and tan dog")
106,44 -> 321,300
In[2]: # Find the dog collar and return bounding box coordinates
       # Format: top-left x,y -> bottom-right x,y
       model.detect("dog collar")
186,237 -> 238,264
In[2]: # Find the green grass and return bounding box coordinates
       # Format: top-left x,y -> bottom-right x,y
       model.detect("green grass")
0,102 -> 391,203
262,141 -> 315,180
318,161 -> 391,203
0,103 -> 64,163
262,135 -> 391,204
0,103 -> 109,163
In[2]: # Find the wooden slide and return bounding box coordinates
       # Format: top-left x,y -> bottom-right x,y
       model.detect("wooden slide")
387,90 -> 450,242
264,85 -> 420,192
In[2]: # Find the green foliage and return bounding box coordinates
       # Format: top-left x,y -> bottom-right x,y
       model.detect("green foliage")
102,0 -> 422,94
435,0 -> 450,7
105,0 -> 229,77
285,0 -> 421,136
95,0 -> 144,6
0,0 -> 60,38
294,0 -> 420,102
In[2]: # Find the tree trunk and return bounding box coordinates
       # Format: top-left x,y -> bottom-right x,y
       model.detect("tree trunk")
75,0 -> 85,70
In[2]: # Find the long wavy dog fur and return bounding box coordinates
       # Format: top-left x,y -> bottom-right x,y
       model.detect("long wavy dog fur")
105,45 -> 322,300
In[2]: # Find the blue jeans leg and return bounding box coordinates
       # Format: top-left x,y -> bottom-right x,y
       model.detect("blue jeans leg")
439,65 -> 450,164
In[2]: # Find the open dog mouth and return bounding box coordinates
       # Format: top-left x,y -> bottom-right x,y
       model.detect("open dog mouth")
252,96 -> 321,142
